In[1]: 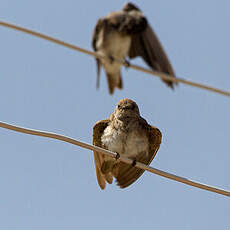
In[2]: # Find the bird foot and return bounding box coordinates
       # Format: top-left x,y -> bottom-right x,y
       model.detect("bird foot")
131,158 -> 137,167
108,55 -> 114,64
115,152 -> 120,161
124,59 -> 130,68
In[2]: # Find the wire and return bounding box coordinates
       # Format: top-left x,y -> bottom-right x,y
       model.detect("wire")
0,121 -> 229,197
1,21 -> 230,98
0,21 -> 230,195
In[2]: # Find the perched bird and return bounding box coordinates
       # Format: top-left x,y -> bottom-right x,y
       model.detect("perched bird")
93,98 -> 162,189
92,2 -> 177,94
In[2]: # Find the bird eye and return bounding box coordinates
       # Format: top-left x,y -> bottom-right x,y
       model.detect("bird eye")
131,104 -> 136,110
118,105 -> 121,109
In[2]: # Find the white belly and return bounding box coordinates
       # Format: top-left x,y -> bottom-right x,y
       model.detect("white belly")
105,32 -> 131,60
97,31 -> 131,59
101,125 -> 149,158
96,31 -> 131,75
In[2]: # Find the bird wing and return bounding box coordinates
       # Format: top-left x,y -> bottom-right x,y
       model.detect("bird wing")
92,18 -> 106,89
92,18 -> 105,51
129,24 -> 177,89
115,123 -> 162,188
93,119 -> 111,189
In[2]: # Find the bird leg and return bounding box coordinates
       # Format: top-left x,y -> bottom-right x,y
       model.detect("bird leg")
124,59 -> 130,68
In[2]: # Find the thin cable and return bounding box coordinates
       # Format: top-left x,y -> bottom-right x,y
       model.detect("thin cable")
1,21 -> 230,98
0,121 -> 229,197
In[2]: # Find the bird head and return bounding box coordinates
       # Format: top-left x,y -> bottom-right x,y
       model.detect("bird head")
114,98 -> 140,121
122,2 -> 141,12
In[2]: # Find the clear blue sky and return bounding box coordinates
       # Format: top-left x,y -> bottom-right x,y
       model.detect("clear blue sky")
1,0 -> 230,229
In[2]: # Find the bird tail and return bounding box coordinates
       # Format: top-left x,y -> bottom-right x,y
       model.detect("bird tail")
96,59 -> 101,89
101,160 -> 114,184
106,72 -> 123,94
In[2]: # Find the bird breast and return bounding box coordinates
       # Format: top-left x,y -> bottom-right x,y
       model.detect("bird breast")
101,124 -> 149,158
97,30 -> 131,61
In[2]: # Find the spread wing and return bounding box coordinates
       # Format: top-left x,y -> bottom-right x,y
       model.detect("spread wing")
93,119 -> 112,189
129,24 -> 177,89
115,123 -> 162,189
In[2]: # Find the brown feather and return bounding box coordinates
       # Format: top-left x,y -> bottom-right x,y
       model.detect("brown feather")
117,72 -> 123,89
93,119 -> 110,189
96,59 -> 101,89
106,72 -> 123,94
105,173 -> 113,184
92,18 -> 104,51
129,24 -> 177,89
92,19 -> 106,90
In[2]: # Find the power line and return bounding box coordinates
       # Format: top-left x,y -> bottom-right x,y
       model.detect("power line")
0,21 -> 230,196
1,21 -> 230,98
0,120 -> 229,197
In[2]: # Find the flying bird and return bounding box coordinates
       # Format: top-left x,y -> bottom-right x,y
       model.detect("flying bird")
93,98 -> 162,189
92,2 -> 177,94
